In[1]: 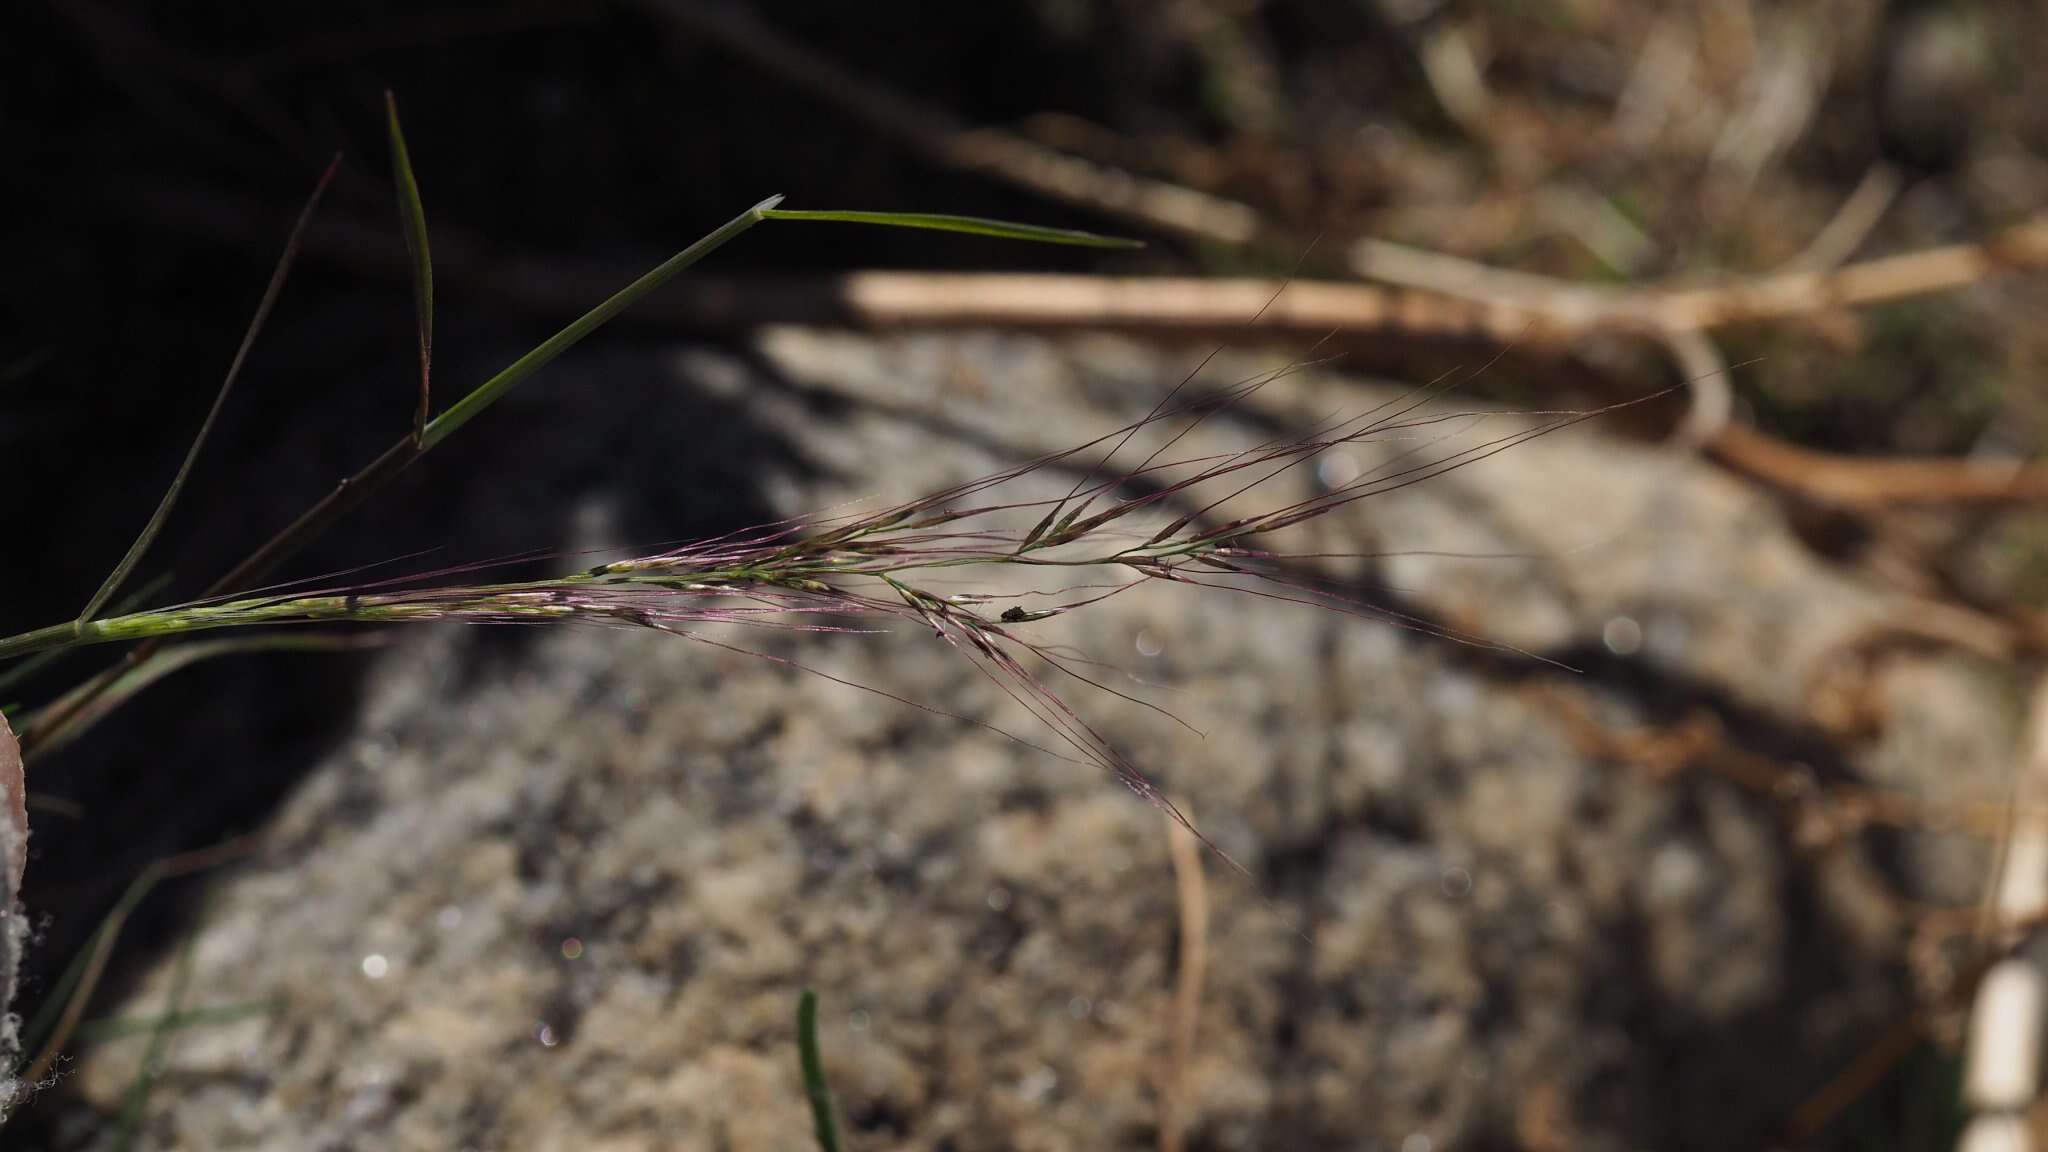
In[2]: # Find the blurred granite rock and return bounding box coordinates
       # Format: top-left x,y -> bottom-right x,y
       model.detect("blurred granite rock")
49,331 -> 2019,1151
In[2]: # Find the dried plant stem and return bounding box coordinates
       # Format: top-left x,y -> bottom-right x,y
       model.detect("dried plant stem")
1159,800 -> 1209,1152
1706,424 -> 2048,509
1956,678 -> 2048,1152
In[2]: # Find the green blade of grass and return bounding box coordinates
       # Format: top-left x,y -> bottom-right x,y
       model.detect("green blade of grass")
797,988 -> 841,1152
111,935 -> 197,1152
76,998 -> 282,1045
761,208 -> 1142,249
422,193 -> 782,446
385,91 -> 435,447
76,155 -> 343,624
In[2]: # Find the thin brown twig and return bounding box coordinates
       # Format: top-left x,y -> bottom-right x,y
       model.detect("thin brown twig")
1706,423 -> 2048,509
1160,799 -> 1209,1152
1789,1009 -> 1936,1140
1955,676 -> 2048,1151
1776,165 -> 1903,275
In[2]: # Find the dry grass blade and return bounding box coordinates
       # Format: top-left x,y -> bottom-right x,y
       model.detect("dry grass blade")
384,91 -> 435,446
76,154 -> 342,625
1159,800 -> 1209,1152
110,936 -> 197,1151
1954,677 -> 2048,1152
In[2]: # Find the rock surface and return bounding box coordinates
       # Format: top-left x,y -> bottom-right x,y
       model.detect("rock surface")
43,331 -> 2023,1150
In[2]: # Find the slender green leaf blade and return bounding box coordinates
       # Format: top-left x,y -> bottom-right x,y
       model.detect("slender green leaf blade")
385,91 -> 435,445
797,989 -> 841,1152
423,195 -> 783,449
78,156 -> 342,624
77,998 -> 283,1045
762,208 -> 1142,249
111,936 -> 197,1151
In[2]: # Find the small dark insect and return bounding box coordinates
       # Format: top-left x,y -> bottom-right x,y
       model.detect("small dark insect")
1001,606 -> 1030,623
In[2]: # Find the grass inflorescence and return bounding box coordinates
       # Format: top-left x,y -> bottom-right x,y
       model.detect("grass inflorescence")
0,351 -> 1659,850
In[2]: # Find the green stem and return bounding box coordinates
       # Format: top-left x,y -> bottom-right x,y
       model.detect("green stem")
0,577 -> 601,662
0,537 -> 1210,665
0,621 -> 93,664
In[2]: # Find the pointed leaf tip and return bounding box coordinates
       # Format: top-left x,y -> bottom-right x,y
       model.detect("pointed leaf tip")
760,208 -> 1143,249
385,90 -> 435,445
